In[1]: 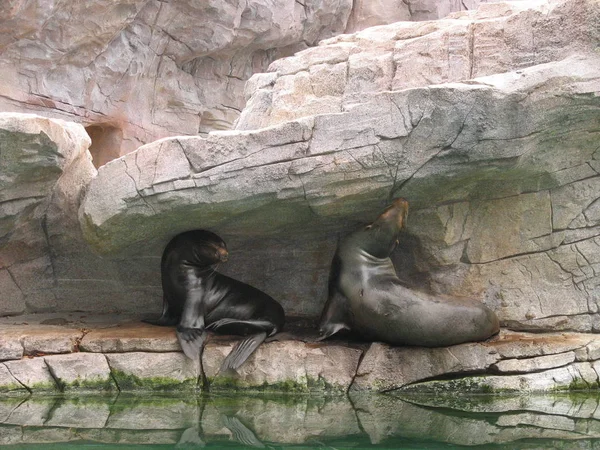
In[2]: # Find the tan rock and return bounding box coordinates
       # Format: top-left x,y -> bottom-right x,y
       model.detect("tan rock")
492,352 -> 576,373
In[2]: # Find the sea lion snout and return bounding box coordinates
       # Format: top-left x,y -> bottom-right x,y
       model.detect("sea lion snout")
390,197 -> 409,230
375,197 -> 409,230
217,246 -> 229,262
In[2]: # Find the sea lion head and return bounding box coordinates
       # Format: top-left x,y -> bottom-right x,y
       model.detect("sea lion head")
357,198 -> 409,258
189,230 -> 229,266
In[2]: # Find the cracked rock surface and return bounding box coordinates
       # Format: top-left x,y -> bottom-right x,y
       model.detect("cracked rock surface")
0,0 -> 486,160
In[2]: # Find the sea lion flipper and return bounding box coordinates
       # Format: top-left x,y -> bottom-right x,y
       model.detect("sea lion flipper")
219,331 -> 267,372
222,415 -> 265,448
176,326 -> 208,361
318,290 -> 351,341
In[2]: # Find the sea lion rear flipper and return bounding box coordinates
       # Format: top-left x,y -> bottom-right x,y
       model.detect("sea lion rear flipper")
176,326 -> 208,361
219,331 -> 267,372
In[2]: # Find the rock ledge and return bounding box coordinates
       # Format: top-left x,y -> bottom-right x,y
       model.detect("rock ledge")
2,314 -> 600,394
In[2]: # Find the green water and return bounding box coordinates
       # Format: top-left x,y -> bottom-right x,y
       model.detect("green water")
1,391 -> 600,449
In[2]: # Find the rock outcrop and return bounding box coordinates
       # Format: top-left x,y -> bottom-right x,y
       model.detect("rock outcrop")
237,0 -> 599,130
0,114 -> 163,315
0,0 -> 486,162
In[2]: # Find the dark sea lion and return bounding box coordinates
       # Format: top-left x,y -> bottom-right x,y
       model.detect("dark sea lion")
318,198 -> 499,346
145,230 -> 285,373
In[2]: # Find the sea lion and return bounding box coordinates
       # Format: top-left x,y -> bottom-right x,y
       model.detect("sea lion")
318,198 -> 499,346
145,230 -> 285,373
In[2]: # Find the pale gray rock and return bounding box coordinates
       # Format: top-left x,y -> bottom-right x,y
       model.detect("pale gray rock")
3,358 -> 57,391
0,0 -> 353,157
0,113 -> 95,316
105,396 -> 199,430
21,427 -> 74,445
490,332 -> 591,359
351,341 -> 501,392
0,336 -> 23,362
0,0 -> 491,158
0,426 -> 22,446
219,396 -> 361,444
44,398 -> 112,429
43,353 -> 116,391
0,113 -> 165,317
205,340 -> 362,392
397,392 -> 600,419
239,0 -> 599,130
79,323 -> 180,353
79,49 -> 600,326
0,397 -> 22,423
351,393 -> 503,446
0,364 -> 26,394
21,329 -> 83,356
401,362 -> 600,394
3,398 -> 56,427
78,429 -> 180,445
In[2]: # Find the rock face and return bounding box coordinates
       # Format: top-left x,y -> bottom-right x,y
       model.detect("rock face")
78,0 -> 600,328
236,0 -> 598,130
0,114 -> 162,316
0,0 -> 486,162
0,0 -> 353,158
2,0 -> 600,332
0,113 -> 95,314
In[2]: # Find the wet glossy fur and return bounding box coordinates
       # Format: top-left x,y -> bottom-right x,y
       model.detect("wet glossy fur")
319,199 -> 499,346
146,230 -> 285,372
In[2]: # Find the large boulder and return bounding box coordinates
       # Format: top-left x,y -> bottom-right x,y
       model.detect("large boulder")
0,113 -> 94,314
0,113 -> 162,316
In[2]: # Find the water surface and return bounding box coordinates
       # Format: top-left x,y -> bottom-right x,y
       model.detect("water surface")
1,391 -> 599,448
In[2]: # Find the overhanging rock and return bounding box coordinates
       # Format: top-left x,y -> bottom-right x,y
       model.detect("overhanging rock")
80,55 -> 600,257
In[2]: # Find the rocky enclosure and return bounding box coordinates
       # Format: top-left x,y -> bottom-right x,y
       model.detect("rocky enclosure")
79,0 -> 600,331
1,0 -> 600,333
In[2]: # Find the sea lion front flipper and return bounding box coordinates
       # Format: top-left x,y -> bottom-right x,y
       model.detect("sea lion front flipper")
176,326 -> 208,361
218,331 -> 267,373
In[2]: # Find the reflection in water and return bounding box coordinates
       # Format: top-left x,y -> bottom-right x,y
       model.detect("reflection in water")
1,391 -> 600,448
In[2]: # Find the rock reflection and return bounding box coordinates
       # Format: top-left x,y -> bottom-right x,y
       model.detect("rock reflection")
1,392 -> 600,447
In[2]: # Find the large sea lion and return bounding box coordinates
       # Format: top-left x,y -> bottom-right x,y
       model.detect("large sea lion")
145,230 -> 285,373
318,198 -> 499,346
